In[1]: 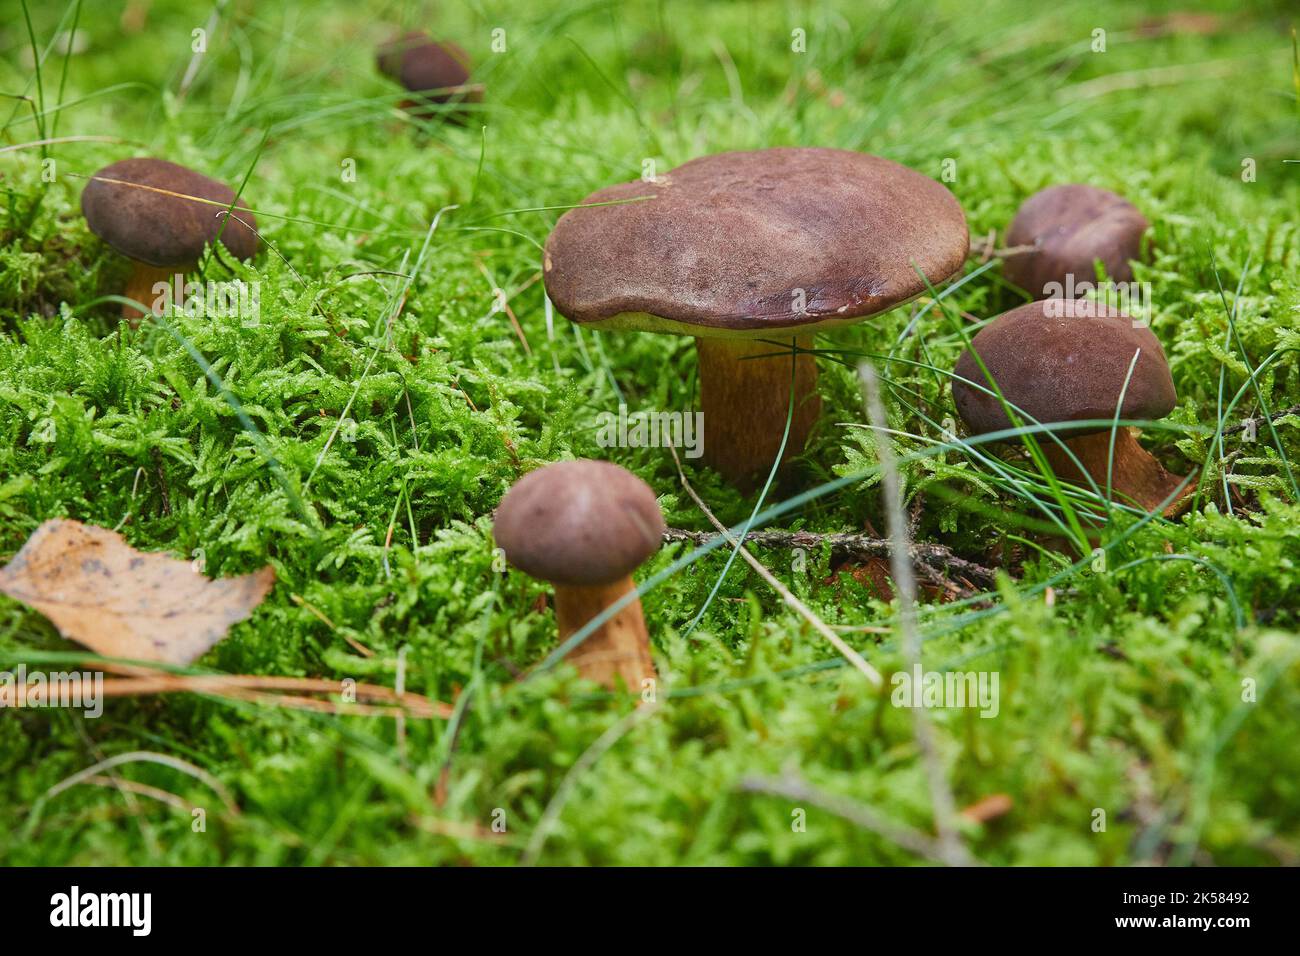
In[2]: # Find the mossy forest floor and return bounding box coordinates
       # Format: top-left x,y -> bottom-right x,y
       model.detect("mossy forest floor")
2,0 -> 1299,865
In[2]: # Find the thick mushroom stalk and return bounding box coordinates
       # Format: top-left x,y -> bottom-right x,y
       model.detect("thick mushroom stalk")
80,158 -> 259,325
493,460 -> 664,691
696,335 -> 820,487
552,579 -> 656,689
1042,428 -> 1189,515
953,300 -> 1193,517
122,262 -> 184,324
540,148 -> 969,491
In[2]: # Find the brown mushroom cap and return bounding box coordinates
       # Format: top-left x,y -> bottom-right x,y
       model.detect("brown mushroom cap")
81,158 -> 258,267
952,300 -> 1176,437
1003,184 -> 1148,298
493,460 -> 666,587
543,148 -> 969,337
376,32 -> 472,101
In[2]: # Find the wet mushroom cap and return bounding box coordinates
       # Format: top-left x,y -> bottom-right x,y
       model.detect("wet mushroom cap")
377,32 -> 472,99
543,147 -> 969,337
952,300 -> 1176,437
1003,184 -> 1148,296
81,158 -> 258,266
493,460 -> 666,587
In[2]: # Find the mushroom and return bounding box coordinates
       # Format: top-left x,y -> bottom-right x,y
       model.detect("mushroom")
493,459 -> 664,690
81,158 -> 258,323
952,300 -> 1191,514
543,147 -> 968,488
376,31 -> 479,117
1003,184 -> 1149,299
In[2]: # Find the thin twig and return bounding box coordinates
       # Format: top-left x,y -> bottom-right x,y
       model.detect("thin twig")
81,775 -> 196,815
667,447 -> 883,687
40,751 -> 240,816
395,645 -> 409,768
409,814 -> 513,844
661,527 -> 1001,588
1058,57 -> 1247,103
473,257 -> 532,355
967,237 -> 1037,261
84,661 -> 451,718
738,773 -> 978,865
859,361 -> 972,867
522,703 -> 658,865
291,591 -> 374,657
1222,403 -> 1300,435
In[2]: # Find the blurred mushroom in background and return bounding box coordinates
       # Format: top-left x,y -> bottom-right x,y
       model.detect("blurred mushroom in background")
376,31 -> 480,121
80,158 -> 258,324
1002,184 -> 1149,299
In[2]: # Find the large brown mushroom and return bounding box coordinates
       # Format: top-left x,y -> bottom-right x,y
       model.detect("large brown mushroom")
81,158 -> 258,323
952,300 -> 1190,514
543,148 -> 969,489
376,31 -> 478,116
493,460 -> 664,690
1002,184 -> 1149,299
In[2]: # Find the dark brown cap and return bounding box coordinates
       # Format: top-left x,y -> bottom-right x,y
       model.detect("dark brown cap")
377,32 -> 472,101
543,148 -> 969,337
493,460 -> 665,587
952,300 -> 1176,437
81,158 -> 258,267
1003,184 -> 1148,298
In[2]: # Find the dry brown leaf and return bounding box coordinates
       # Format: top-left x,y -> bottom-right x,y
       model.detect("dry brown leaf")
0,519 -> 274,665
959,793 -> 1014,824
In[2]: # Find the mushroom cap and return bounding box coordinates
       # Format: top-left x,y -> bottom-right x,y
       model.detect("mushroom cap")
493,460 -> 666,587
376,32 -> 472,101
543,148 -> 969,338
952,300 -> 1176,437
81,158 -> 258,267
1003,184 -> 1148,298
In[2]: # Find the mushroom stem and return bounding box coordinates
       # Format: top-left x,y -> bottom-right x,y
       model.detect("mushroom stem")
122,262 -> 185,326
553,576 -> 655,692
695,335 -> 820,488
1043,427 -> 1193,516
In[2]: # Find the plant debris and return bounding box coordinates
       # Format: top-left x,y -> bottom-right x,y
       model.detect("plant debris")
0,519 -> 274,665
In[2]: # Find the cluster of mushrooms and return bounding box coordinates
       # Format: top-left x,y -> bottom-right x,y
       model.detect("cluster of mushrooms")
500,161 -> 1184,690
73,32 -> 1188,692
78,31 -> 475,323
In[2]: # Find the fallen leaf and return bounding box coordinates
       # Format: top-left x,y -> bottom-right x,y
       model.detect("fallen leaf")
0,519 -> 274,665
959,793 -> 1014,824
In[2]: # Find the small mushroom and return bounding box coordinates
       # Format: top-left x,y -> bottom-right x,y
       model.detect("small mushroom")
493,460 -> 664,690
1003,184 -> 1149,299
376,31 -> 478,117
952,300 -> 1191,514
80,158 -> 258,323
543,148 -> 968,488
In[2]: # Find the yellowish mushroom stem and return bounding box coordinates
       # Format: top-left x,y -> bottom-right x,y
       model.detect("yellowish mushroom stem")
553,576 -> 655,692
695,335 -> 820,489
122,262 -> 190,326
1043,427 -> 1193,516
